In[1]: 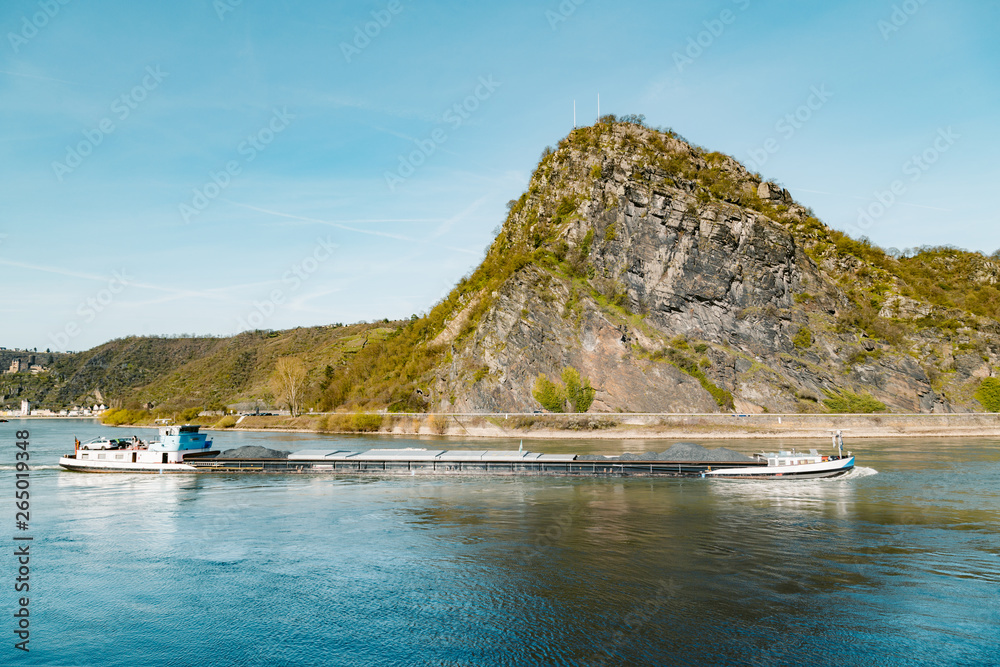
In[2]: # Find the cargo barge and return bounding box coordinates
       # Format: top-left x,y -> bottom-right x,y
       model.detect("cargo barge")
58,426 -> 855,479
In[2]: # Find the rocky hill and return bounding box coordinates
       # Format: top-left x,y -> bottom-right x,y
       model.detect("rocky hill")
325,117 -> 1000,415
10,118 -> 1000,416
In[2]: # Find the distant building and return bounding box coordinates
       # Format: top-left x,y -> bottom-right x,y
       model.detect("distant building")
20,400 -> 30,416
7,359 -> 22,374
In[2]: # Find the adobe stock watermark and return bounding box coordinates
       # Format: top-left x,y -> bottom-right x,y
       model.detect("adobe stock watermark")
48,269 -> 132,351
878,0 -> 930,40
583,578 -> 680,667
340,0 -> 404,63
673,0 -> 751,72
854,127 -> 958,234
517,509 -> 574,565
179,107 -> 294,224
746,84 -> 833,171
51,65 -> 168,182
7,0 -> 72,54
546,0 -> 587,30
188,498 -> 253,559
214,0 -> 243,21
384,75 -> 501,191
237,235 -> 337,330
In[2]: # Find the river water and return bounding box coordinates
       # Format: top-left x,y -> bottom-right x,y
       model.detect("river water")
2,419 -> 998,666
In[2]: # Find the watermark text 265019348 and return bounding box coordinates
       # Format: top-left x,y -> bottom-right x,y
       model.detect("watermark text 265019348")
12,429 -> 32,652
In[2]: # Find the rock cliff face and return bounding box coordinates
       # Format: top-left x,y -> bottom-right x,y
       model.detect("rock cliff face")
425,121 -> 999,414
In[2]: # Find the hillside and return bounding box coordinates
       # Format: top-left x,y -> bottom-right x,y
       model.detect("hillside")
314,117 -> 1000,415
1,323 -> 399,413
8,117 -> 1000,416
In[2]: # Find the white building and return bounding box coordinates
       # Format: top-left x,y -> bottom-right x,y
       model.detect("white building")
20,400 -> 30,416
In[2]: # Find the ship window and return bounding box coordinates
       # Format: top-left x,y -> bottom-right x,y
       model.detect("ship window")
97,454 -> 105,460
115,454 -> 123,460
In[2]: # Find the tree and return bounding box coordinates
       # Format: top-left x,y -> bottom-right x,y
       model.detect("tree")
269,357 -> 308,417
532,367 -> 595,413
532,374 -> 566,412
562,367 -> 595,413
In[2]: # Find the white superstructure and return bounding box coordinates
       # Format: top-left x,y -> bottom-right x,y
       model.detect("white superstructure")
703,430 -> 855,479
59,424 -> 216,473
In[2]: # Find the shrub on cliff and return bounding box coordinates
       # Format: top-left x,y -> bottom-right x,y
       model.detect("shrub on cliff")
792,326 -> 813,349
823,390 -> 887,413
974,378 -> 1000,412
533,374 -> 566,412
532,368 -> 595,413
562,367 -> 595,413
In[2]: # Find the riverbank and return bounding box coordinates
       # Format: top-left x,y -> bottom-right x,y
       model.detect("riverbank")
25,412 -> 1000,439
197,412 -> 1000,439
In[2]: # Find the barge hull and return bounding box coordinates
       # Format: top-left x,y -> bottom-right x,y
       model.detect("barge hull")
184,457 -> 768,477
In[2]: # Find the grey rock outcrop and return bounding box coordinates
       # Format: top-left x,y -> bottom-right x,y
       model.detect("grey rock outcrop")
426,122 -> 997,415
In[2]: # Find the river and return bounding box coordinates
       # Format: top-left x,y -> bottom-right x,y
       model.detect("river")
2,419 -> 997,666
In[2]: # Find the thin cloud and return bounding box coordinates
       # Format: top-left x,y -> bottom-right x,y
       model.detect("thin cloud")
0,69 -> 81,85
790,187 -> 951,212
432,193 -> 492,239
0,259 -> 238,301
226,200 -> 479,255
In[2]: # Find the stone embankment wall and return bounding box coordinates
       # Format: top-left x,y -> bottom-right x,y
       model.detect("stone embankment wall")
228,412 -> 1000,439
415,413 -> 1000,439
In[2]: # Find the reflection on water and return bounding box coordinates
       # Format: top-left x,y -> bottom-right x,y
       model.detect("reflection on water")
3,420 -> 1000,666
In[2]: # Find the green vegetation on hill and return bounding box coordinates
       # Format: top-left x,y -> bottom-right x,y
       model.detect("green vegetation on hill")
974,378 -> 1000,412
823,390 -> 888,414
101,408 -> 153,426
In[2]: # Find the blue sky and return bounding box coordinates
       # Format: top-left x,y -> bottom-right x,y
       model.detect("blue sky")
2,0 -> 997,351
